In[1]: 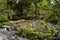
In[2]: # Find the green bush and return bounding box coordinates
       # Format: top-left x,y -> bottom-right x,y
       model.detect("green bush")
18,20 -> 57,40
1,21 -> 15,26
0,23 -> 2,26
0,14 -> 8,22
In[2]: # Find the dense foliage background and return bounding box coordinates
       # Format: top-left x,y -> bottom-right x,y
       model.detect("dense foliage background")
0,0 -> 60,25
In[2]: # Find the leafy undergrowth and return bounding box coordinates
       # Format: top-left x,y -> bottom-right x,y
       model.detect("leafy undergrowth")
18,20 -> 57,40
0,21 -> 16,26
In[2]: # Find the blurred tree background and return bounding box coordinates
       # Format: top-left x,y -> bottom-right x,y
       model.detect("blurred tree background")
0,0 -> 60,24
0,0 -> 8,22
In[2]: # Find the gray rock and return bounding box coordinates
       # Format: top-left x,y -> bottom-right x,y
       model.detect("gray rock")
0,26 -> 28,40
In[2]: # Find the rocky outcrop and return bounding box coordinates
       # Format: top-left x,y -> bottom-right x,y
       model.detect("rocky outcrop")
0,26 -> 28,40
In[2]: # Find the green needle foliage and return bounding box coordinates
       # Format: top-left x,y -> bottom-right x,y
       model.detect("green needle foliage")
0,0 -> 8,22
18,20 -> 57,40
0,0 -> 60,25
